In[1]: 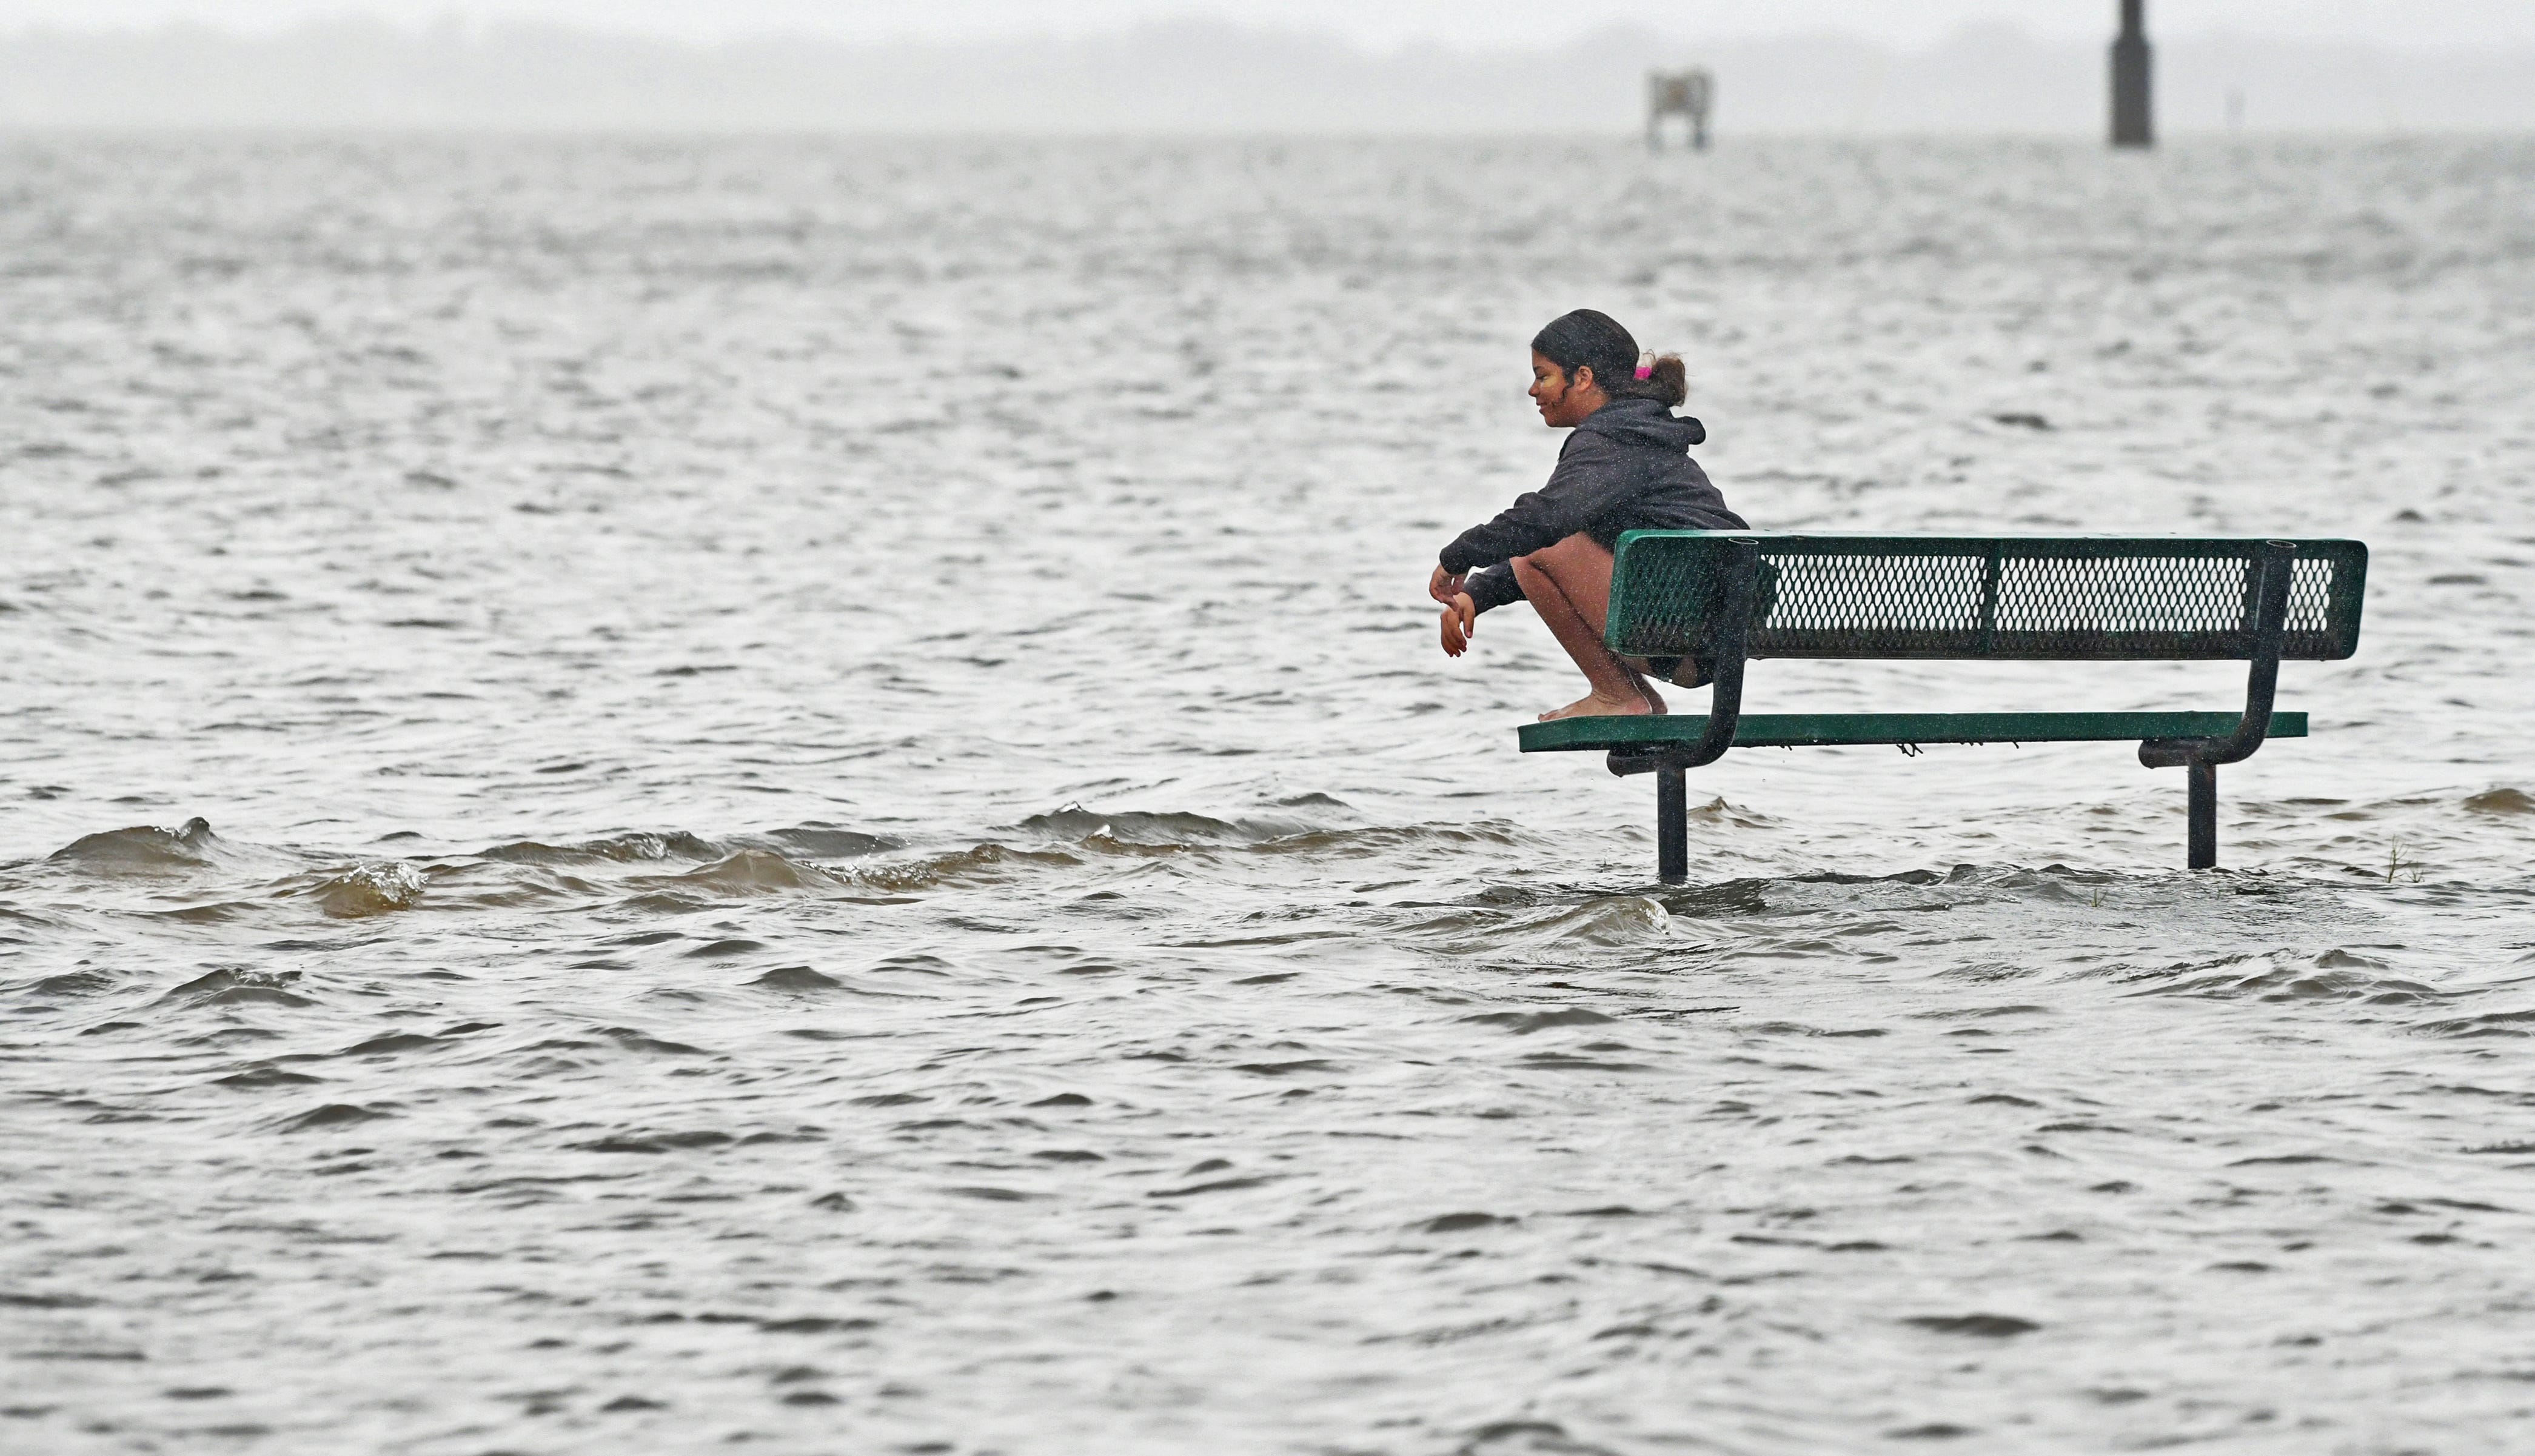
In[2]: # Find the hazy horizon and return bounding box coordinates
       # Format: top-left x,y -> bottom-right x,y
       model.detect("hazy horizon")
4,0 -> 2532,49
2,12 -> 2531,132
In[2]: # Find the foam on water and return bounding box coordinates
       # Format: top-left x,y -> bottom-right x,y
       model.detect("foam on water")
1,133 -> 2533,1454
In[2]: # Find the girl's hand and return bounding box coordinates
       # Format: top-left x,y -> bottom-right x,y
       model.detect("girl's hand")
1439,593 -> 1477,657
1428,564 -> 1465,606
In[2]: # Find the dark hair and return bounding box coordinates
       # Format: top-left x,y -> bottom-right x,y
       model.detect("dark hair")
1530,308 -> 1687,409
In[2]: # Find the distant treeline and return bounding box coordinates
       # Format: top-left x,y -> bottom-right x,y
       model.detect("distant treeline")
1,18 -> 2530,133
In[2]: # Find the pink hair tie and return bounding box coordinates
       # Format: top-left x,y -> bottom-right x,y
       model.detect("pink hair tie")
1633,351 -> 1656,380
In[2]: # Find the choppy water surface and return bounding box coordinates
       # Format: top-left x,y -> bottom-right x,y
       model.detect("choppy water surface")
4,134 -> 2534,1454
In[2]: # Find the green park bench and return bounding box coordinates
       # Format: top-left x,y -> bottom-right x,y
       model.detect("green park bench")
1517,533 -> 2369,883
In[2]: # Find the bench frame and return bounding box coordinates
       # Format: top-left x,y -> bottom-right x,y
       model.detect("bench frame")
1517,535 -> 2362,881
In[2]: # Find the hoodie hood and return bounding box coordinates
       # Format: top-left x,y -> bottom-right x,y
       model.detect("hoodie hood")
1576,396 -> 1706,451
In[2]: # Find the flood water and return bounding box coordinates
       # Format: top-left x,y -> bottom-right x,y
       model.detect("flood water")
3,134 -> 2534,1454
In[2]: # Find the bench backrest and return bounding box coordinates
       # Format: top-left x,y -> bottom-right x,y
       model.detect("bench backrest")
1606,533 -> 2368,663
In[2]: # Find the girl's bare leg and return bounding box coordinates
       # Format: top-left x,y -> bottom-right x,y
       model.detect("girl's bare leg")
1510,533 -> 1666,720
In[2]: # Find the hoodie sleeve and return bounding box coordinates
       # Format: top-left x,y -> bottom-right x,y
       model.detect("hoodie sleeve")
1461,563 -> 1524,615
1436,435 -> 1633,575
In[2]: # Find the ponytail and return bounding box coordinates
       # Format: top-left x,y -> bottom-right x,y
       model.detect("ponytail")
1615,353 -> 1689,409
1531,309 -> 1690,410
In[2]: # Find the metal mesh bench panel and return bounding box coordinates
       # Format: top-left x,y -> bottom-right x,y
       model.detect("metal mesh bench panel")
1605,534 -> 2366,663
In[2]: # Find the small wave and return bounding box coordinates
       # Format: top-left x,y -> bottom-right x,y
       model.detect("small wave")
1958,866 -> 2106,902
214,1065 -> 326,1090
1462,1008 -> 1618,1035
1685,795 -> 1778,830
1654,878 -> 1775,918
1015,804 -> 1533,863
311,863 -> 425,918
1503,896 -> 1673,951
1415,1212 -> 1518,1234
1018,803 -> 1367,850
1390,892 -> 1683,956
400,860 -> 593,911
334,1032 -> 441,1058
1022,806 -> 1278,848
273,1103 -> 397,1133
48,816 -> 229,872
749,966 -> 840,992
1903,1313 -> 2041,1338
153,967 -> 312,1009
2465,788 -> 2535,816
659,849 -> 843,895
731,823 -> 899,860
1254,823 -> 1521,858
609,1027 -> 713,1057
849,843 -> 1080,893
2128,952 -> 2445,1004
2415,1009 -> 2535,1040
481,830 -> 726,866
140,900 -> 257,924
571,1129 -> 735,1154
15,969 -> 117,1000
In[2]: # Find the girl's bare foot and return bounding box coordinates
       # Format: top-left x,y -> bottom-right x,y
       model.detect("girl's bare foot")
1539,690 -> 1656,721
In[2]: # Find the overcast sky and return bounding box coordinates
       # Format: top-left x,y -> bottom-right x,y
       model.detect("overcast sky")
1,1 -> 2528,48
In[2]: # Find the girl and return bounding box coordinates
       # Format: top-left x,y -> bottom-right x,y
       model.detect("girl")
1428,309 -> 1747,720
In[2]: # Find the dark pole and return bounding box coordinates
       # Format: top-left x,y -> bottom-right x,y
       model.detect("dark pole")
2111,0 -> 2153,148
2187,761 -> 2217,869
1656,764 -> 1688,884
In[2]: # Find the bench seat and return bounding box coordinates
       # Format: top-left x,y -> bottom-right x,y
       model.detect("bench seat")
1521,710 -> 2308,754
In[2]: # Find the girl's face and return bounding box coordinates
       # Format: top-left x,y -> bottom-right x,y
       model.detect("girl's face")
1529,350 -> 1606,428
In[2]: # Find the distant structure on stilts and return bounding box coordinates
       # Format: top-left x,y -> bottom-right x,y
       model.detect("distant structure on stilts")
2111,0 -> 2154,148
1646,70 -> 1713,152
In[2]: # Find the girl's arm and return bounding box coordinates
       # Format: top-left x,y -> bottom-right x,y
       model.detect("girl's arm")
1435,439 -> 1629,576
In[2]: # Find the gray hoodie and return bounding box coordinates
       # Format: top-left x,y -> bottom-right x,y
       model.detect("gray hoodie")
1440,398 -> 1746,614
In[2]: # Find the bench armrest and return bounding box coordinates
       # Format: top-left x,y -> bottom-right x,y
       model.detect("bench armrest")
1610,537 -> 1759,776
2139,541 -> 2294,770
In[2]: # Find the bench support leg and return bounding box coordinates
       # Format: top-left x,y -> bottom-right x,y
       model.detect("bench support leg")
2188,760 -> 2218,869
1656,764 -> 1689,884
2138,541 -> 2293,872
